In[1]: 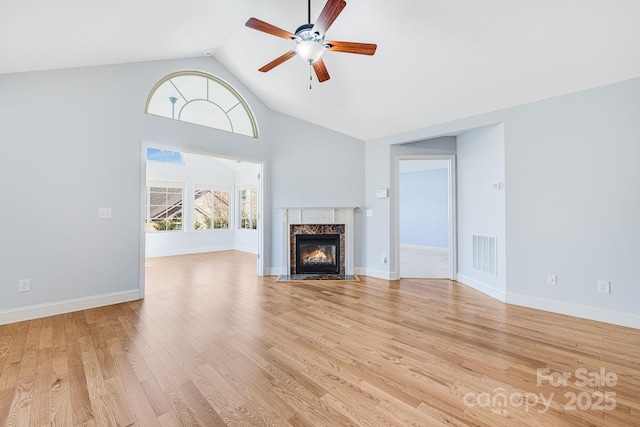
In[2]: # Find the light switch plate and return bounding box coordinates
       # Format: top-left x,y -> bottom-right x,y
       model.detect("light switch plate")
376,188 -> 389,198
98,208 -> 112,219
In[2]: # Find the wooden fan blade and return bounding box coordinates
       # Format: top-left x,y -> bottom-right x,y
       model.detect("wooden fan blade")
325,40 -> 377,55
245,17 -> 297,40
312,0 -> 346,35
259,50 -> 296,72
312,58 -> 331,82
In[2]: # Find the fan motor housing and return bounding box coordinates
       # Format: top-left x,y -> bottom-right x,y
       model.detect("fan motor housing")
294,23 -> 324,44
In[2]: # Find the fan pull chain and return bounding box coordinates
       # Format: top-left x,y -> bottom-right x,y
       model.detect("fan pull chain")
309,63 -> 313,90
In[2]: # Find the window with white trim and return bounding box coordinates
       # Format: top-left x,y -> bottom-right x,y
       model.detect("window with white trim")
145,71 -> 258,138
146,181 -> 186,231
194,185 -> 231,230
238,186 -> 258,230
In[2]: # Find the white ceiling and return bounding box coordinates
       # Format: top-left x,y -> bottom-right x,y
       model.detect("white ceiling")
2,0 -> 639,141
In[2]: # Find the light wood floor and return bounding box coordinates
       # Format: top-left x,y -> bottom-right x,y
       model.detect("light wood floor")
1,251 -> 639,426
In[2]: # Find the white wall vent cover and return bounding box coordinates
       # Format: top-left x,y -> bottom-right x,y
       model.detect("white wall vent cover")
473,235 -> 497,276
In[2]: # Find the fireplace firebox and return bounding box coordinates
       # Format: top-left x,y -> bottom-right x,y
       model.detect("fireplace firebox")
295,234 -> 341,274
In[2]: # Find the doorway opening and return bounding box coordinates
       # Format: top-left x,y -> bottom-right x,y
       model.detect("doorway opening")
139,143 -> 265,298
396,155 -> 456,279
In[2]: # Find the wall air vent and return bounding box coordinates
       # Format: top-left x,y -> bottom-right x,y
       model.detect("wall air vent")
473,235 -> 497,276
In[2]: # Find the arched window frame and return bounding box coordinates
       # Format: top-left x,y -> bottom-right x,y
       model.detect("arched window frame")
145,70 -> 259,138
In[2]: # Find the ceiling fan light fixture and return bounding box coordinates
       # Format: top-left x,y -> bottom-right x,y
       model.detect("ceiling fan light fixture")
245,0 -> 376,82
296,40 -> 325,64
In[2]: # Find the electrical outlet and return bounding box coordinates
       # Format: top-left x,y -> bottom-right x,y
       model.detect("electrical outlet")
382,254 -> 387,264
18,279 -> 30,292
597,280 -> 611,294
547,274 -> 557,286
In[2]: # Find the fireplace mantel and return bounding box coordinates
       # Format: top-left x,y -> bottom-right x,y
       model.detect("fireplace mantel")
278,207 -> 356,276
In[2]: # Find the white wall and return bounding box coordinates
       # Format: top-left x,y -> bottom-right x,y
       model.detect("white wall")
365,77 -> 640,328
456,125 -> 506,299
267,111 -> 366,275
504,79 -> 640,326
0,56 -> 364,323
362,139 -> 390,278
2,52 -> 638,329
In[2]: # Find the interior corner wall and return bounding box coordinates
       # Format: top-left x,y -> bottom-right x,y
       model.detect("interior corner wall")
364,140 -> 393,278
267,111 -> 366,275
0,56 -> 275,324
504,78 -> 640,327
365,76 -> 640,328
456,125 -> 507,300
0,55 -> 365,323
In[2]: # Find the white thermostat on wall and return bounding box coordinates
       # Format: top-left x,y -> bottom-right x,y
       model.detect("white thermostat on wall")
376,188 -> 389,198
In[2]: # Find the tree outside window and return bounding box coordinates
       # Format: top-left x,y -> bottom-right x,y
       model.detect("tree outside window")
194,188 -> 230,230
239,187 -> 257,230
214,190 -> 230,229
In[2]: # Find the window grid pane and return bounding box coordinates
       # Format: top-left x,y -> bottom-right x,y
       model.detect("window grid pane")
147,186 -> 183,231
194,189 -> 212,230
145,71 -> 258,138
251,187 -> 258,229
214,190 -> 230,229
240,189 -> 250,229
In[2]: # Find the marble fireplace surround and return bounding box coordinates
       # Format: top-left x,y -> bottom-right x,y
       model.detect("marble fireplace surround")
278,207 -> 356,279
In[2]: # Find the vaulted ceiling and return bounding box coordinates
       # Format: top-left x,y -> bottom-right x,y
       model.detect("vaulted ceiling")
1,0 -> 639,141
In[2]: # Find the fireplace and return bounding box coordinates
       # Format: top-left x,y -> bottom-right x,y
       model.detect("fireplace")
289,223 -> 345,276
278,207 -> 356,280
296,234 -> 340,274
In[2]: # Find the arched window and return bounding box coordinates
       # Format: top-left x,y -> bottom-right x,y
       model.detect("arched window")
145,71 -> 258,138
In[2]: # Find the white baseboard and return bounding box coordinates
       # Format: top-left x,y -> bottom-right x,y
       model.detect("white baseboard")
266,267 -> 281,276
455,275 -> 640,329
361,268 -> 397,280
456,274 -> 507,302
233,246 -> 258,254
0,290 -> 141,326
506,293 -> 640,330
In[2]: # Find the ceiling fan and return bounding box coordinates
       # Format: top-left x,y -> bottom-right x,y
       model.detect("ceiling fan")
245,0 -> 377,84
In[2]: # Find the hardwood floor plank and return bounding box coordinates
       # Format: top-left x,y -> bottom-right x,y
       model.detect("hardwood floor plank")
178,380 -> 227,426
30,346 -> 52,426
0,387 -> 15,426
143,353 -> 203,426
1,250 -> 639,426
5,322 -> 29,365
49,346 -> 72,426
157,410 -> 181,427
6,318 -> 41,426
140,376 -> 173,417
67,364 -> 93,425
103,376 -> 137,427
0,362 -> 20,391
79,335 -> 119,427
112,353 -> 163,426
